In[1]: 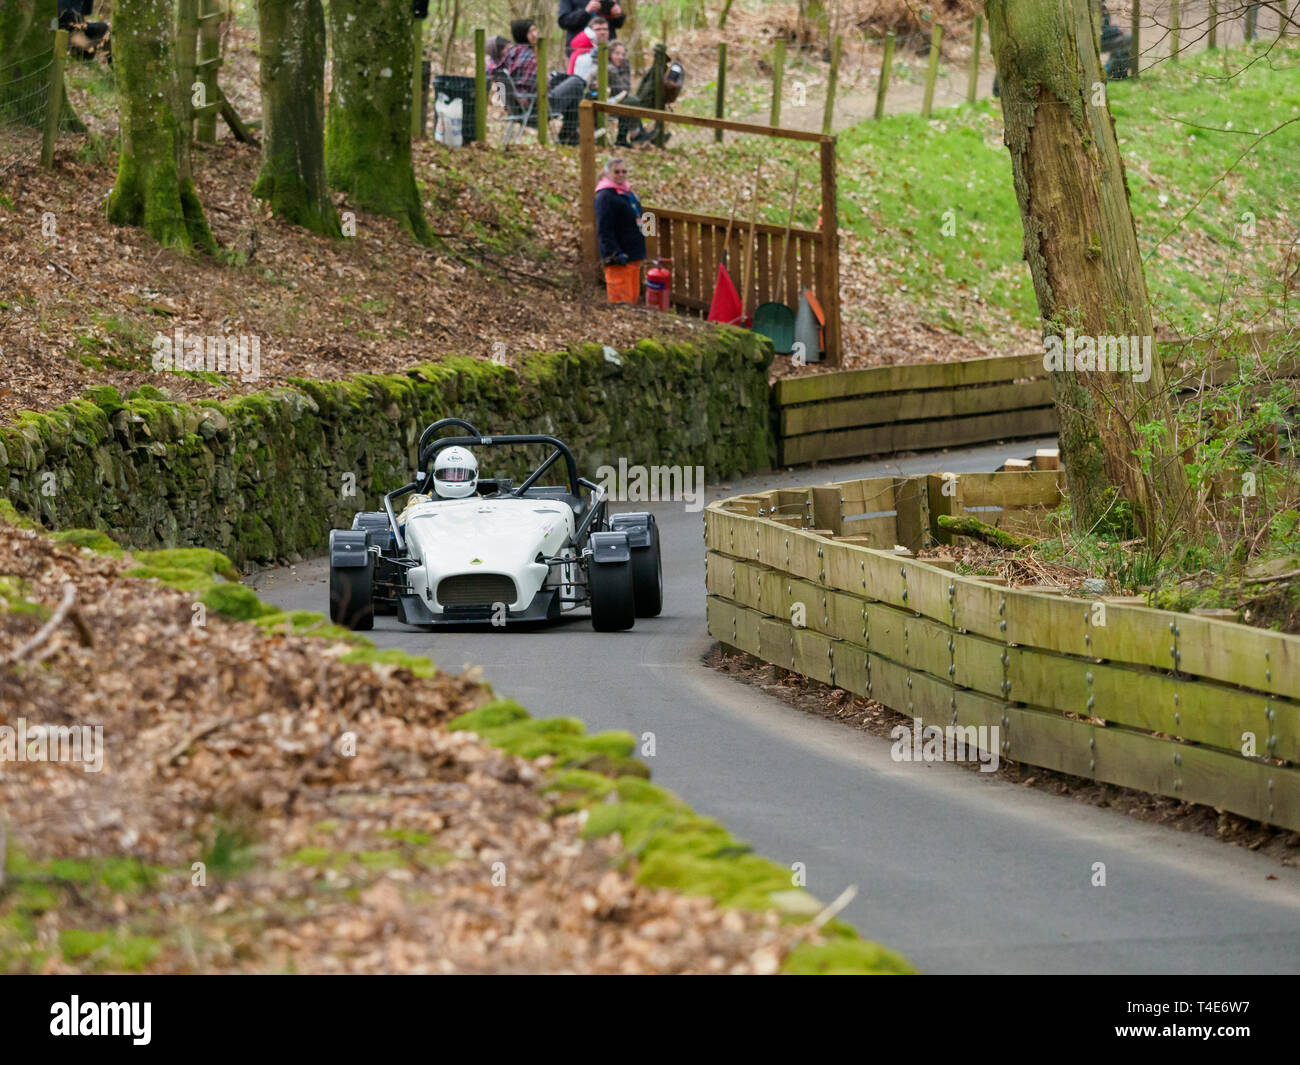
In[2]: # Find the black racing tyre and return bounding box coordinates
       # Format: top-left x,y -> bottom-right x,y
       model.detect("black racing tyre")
588,559 -> 636,632
330,554 -> 374,631
630,523 -> 663,618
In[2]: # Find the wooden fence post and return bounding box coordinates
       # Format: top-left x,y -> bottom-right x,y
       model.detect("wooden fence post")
819,139 -> 841,366
474,28 -> 487,144
927,473 -> 964,545
967,14 -> 982,104
196,0 -> 222,143
652,42 -> 666,111
770,38 -> 786,127
536,36 -> 549,145
579,102 -> 599,284
822,33 -> 841,134
597,40 -> 608,101
1130,0 -> 1140,78
177,0 -> 199,131
1170,0 -> 1180,61
412,14 -> 425,139
873,33 -> 894,120
922,23 -> 942,119
40,28 -> 68,168
715,42 -> 727,143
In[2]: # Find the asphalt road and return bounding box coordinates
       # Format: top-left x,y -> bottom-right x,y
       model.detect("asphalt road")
252,438 -> 1300,974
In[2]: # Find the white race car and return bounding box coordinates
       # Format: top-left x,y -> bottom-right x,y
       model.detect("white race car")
327,419 -> 662,631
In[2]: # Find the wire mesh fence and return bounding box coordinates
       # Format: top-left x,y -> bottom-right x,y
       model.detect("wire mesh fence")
0,46 -> 56,174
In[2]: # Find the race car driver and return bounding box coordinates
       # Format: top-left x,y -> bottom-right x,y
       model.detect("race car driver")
397,446 -> 480,531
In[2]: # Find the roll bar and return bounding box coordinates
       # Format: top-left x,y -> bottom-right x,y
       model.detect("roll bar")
385,420 -> 587,552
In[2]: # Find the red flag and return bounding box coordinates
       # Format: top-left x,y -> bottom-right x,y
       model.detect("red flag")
707,262 -> 745,325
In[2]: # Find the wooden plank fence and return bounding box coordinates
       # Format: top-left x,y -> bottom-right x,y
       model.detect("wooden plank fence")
644,206 -> 823,320
775,332 -> 1299,466
706,471 -> 1300,831
775,353 -> 1053,465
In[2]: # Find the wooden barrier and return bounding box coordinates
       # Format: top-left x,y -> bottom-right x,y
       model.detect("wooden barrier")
705,472 -> 1300,832
774,353 -> 1053,465
775,331 -> 1298,466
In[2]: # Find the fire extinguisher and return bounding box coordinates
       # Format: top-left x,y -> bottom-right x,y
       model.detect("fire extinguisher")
645,259 -> 672,312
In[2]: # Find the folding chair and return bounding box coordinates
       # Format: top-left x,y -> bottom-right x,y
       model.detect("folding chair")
491,68 -> 537,146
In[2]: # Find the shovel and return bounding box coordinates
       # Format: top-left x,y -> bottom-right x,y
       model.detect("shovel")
753,167 -> 801,354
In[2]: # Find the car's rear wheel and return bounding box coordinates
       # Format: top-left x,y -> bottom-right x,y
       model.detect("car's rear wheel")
589,559 -> 635,632
330,554 -> 375,631
630,522 -> 663,617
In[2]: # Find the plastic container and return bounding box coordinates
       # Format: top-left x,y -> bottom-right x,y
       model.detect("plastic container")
431,74 -> 478,145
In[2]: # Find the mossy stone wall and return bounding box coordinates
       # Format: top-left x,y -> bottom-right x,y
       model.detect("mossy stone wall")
0,331 -> 774,565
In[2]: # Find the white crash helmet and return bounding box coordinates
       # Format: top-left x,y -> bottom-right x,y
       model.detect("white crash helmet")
432,445 -> 478,499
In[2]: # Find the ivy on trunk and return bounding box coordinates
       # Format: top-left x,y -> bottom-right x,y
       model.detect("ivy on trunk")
252,0 -> 339,236
325,0 -> 430,243
987,0 -> 1188,538
105,0 -> 214,253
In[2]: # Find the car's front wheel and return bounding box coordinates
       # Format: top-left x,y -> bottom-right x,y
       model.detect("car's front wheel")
329,537 -> 375,631
630,521 -> 663,617
588,558 -> 635,632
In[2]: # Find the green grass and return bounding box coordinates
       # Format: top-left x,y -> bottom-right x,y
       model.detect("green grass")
638,42 -> 1299,340
830,43 -> 1300,337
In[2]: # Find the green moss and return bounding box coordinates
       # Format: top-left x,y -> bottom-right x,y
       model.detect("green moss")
447,699 -> 531,732
0,499 -> 34,529
379,829 -> 432,846
131,547 -> 239,581
50,528 -> 125,557
81,385 -> 124,417
337,645 -> 435,677
59,929 -> 161,971
0,576 -> 49,617
124,565 -> 217,594
127,384 -> 167,401
201,583 -> 281,621
782,938 -> 917,976
541,768 -> 619,800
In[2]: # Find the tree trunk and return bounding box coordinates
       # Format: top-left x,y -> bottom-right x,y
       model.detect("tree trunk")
325,0 -> 430,243
987,0 -> 1188,538
1,0 -> 83,132
105,0 -> 214,253
252,0 -> 339,236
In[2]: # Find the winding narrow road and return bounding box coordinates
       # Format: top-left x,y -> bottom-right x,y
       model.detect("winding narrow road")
252,439 -> 1300,974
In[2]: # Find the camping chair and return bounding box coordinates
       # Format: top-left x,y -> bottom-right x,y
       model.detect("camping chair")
491,68 -> 537,146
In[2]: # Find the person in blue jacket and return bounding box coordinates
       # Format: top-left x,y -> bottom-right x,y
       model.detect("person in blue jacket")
594,157 -> 645,303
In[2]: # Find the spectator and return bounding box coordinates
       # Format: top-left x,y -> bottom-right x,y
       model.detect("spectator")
567,16 -> 609,80
558,0 -> 625,56
588,41 -> 638,146
501,19 -> 539,97
485,34 -> 509,75
594,157 -> 645,304
548,16 -> 608,144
